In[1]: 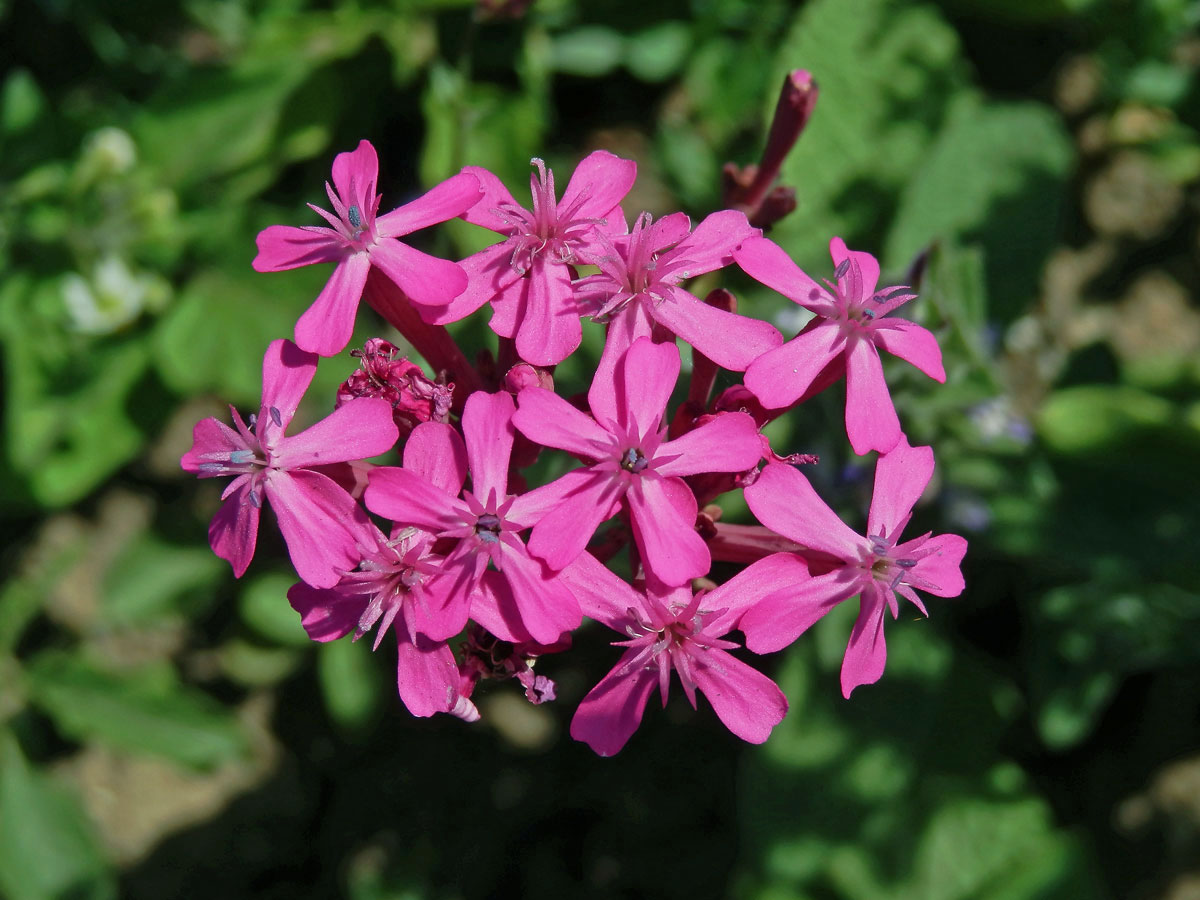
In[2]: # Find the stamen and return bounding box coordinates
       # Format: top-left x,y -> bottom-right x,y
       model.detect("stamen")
269,406 -> 283,427
619,448 -> 650,473
348,205 -> 362,229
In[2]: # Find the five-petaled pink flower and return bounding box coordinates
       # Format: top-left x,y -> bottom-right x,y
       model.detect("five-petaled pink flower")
253,140 -> 482,356
435,152 -> 637,365
512,337 -> 762,586
561,551 -> 792,756
287,523 -> 477,720
363,391 -> 580,645
741,439 -> 967,697
574,209 -> 783,397
181,339 -> 399,588
735,235 -> 946,455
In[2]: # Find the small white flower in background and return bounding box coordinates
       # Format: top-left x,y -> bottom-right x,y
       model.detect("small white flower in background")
62,255 -> 168,334
81,126 -> 137,176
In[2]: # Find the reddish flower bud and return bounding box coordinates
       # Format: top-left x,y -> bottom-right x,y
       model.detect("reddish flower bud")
338,338 -> 454,437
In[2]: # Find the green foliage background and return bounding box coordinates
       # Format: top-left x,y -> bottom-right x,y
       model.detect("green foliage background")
1,0 -> 1198,897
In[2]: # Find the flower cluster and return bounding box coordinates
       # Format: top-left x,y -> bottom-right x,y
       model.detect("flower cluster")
184,105 -> 966,755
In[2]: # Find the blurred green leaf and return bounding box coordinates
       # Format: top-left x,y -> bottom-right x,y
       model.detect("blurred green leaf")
0,730 -> 115,900
549,26 -> 624,77
739,621 -> 1103,899
625,22 -> 691,83
0,278 -> 150,509
240,572 -> 311,647
152,265 -> 316,405
1037,385 -> 1175,456
1,68 -> 45,135
769,0 -> 969,267
26,653 -> 249,770
319,638 -> 383,732
102,534 -> 224,626
885,97 -> 1074,321
1028,582 -> 1200,748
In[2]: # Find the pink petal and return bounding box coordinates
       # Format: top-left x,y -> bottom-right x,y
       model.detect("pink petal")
426,242 -> 521,326
258,340 -> 320,435
252,225 -> 344,272
363,466 -> 460,532
737,567 -> 860,654
527,470 -> 623,570
368,239 -> 469,309
515,256 -> 581,365
330,140 -> 379,214
660,209 -> 756,278
570,655 -> 658,756
627,473 -> 709,587
909,533 -> 967,597
181,416 -> 248,474
829,236 -> 880,299
496,540 -> 582,644
589,301 -> 654,428
395,631 -> 460,717
653,411 -> 761,478
265,469 -> 368,589
840,585 -> 889,698
513,387 -> 611,459
650,286 -> 782,372
559,150 -> 637,220
410,554 -> 479,642
462,391 -> 515,502
375,171 -> 483,238
486,275 -> 523,337
208,479 -> 260,577
557,551 -> 643,632
622,337 -> 679,440
275,398 -> 398,469
734,235 -> 824,308
470,571 -> 535,644
690,647 -> 787,743
744,321 -> 845,410
699,551 -> 812,637
844,339 -> 902,456
646,212 -> 693,252
744,463 -> 863,560
293,252 -> 372,357
458,165 -> 523,231
867,438 -> 934,539
287,582 -> 359,641
872,319 -> 946,382
402,421 -> 468,498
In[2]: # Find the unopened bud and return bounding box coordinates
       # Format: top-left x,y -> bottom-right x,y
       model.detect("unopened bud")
504,362 -> 554,394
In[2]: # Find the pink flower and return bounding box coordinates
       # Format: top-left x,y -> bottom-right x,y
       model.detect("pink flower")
574,210 -> 782,397
512,336 -> 762,585
253,140 -> 482,357
287,524 -> 469,718
561,552 -> 794,756
735,235 -> 946,455
181,339 -> 399,588
363,391 -> 580,645
434,152 -> 637,365
741,439 -> 967,697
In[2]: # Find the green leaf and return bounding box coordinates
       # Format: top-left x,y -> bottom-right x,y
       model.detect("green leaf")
0,277 -> 149,509
240,572 -> 312,647
768,0 -> 970,267
0,730 -> 115,900
549,27 -> 625,77
1,68 -> 45,135
152,266 -> 317,406
885,97 -> 1074,322
102,534 -> 224,626
1037,385 -> 1175,456
319,638 -> 383,732
26,654 -> 249,770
